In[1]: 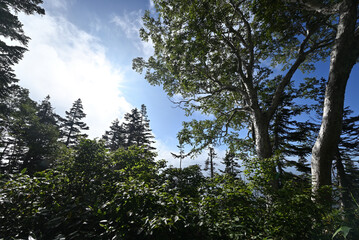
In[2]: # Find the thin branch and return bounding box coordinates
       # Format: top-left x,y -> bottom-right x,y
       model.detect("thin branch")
284,0 -> 342,15
266,31 -> 313,119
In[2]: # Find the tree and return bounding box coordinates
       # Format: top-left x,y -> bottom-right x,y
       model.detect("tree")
171,143 -> 186,169
334,108 -> 359,211
21,96 -> 61,173
0,89 -> 60,173
204,146 -> 217,178
221,150 -> 241,178
252,0 -> 359,202
0,86 -> 36,173
139,104 -> 155,151
61,99 -> 89,147
306,0 -> 359,202
102,119 -> 126,151
0,0 -> 44,99
123,105 -> 155,151
133,0 -> 332,180
37,95 -> 62,126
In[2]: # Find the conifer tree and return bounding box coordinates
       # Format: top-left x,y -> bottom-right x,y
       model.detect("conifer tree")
220,150 -> 241,178
61,99 -> 89,147
139,104 -> 155,151
37,95 -> 62,126
0,87 -> 35,173
21,96 -> 60,172
171,144 -> 186,170
204,146 -> 216,178
1,89 -> 60,173
123,105 -> 155,151
0,0 -> 44,99
102,119 -> 126,151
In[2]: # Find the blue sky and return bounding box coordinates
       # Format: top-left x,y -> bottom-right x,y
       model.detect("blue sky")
13,0 -> 359,169
14,0 -> 204,168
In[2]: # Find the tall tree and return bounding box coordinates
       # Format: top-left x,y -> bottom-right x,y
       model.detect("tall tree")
220,150 -> 241,178
0,0 -> 44,99
21,95 -> 61,173
123,105 -> 155,151
171,143 -> 186,169
133,0 -> 333,174
61,99 -> 89,147
139,104 -> 155,151
102,119 -> 126,151
0,86 -> 35,173
253,0 -> 359,202
204,146 -> 217,178
307,0 -> 359,201
0,89 -> 60,173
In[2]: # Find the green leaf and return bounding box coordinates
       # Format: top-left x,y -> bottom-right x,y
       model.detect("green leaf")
332,226 -> 352,239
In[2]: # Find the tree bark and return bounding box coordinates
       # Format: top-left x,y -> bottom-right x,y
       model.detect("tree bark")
252,111 -> 279,190
335,148 -> 352,211
311,0 -> 359,202
252,114 -> 272,159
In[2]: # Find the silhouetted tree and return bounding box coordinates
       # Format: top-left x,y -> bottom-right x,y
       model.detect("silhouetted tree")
0,0 -> 44,99
102,119 -> 126,151
61,99 -> 89,147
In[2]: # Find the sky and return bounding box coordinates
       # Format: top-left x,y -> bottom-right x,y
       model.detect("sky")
14,0 -> 210,169
13,0 -> 359,170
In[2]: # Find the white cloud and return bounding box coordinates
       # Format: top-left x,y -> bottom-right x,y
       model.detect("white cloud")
14,13 -> 132,138
46,0 -> 68,10
111,10 -> 154,58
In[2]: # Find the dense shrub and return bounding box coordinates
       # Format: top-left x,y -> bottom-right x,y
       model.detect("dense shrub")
0,140 -> 356,239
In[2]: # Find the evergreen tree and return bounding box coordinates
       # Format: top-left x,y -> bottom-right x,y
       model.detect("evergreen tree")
220,150 -> 241,178
204,146 -> 216,178
0,86 -> 34,173
334,109 -> 359,211
0,0 -> 44,99
171,144 -> 186,170
61,99 -> 89,147
123,105 -> 155,151
0,89 -> 60,173
139,104 -> 155,151
102,119 -> 126,151
37,95 -> 62,126
21,95 -> 61,173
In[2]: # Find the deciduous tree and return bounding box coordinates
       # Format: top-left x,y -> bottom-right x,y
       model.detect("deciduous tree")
134,0 -> 333,191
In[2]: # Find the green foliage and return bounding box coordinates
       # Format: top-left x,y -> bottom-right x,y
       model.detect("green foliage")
1,143 -> 346,239
160,165 -> 204,198
111,145 -> 158,181
0,0 -> 45,99
0,88 -> 61,174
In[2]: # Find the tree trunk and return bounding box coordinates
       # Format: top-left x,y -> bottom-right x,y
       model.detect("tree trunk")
335,147 -> 352,211
252,113 -> 272,159
311,0 -> 359,202
252,112 -> 279,189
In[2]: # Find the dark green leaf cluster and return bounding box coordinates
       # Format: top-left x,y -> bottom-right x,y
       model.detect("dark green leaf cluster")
0,87 -> 61,174
1,140 -> 356,239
